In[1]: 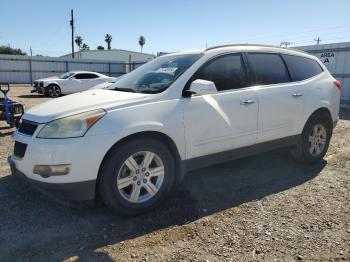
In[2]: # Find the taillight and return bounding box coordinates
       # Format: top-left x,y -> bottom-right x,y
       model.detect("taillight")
334,80 -> 342,90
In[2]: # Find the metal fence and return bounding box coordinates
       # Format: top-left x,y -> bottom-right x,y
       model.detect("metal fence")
0,54 -> 146,84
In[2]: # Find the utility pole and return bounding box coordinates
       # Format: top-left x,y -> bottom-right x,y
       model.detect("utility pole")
314,37 -> 321,45
70,9 -> 75,58
30,46 -> 33,56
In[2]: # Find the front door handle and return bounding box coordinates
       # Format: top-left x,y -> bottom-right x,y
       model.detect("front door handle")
240,99 -> 255,105
292,92 -> 303,98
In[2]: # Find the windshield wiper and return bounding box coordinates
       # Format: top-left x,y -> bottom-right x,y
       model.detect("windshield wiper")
140,89 -> 161,94
139,86 -> 169,94
114,87 -> 136,93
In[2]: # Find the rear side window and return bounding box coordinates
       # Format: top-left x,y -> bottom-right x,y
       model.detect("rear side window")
194,53 -> 248,91
248,53 -> 290,85
74,73 -> 99,79
282,55 -> 323,81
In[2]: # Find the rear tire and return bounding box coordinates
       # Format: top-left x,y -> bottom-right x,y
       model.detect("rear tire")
290,113 -> 332,164
99,137 -> 175,215
47,84 -> 61,97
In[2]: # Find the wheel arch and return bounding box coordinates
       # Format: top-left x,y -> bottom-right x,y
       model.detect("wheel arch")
44,81 -> 61,88
96,131 -> 185,197
302,107 -> 333,133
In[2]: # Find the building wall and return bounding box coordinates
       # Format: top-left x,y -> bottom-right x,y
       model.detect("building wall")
296,42 -> 350,103
61,49 -> 155,63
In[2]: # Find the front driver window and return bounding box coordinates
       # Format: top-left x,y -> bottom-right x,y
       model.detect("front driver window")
193,53 -> 248,91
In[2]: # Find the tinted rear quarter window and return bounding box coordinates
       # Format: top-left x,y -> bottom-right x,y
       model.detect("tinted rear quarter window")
248,53 -> 290,85
74,73 -> 99,79
194,54 -> 248,91
282,55 -> 323,81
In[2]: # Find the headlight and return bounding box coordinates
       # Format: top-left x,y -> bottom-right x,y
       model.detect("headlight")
37,109 -> 106,139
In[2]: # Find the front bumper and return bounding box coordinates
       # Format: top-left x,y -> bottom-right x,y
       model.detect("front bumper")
9,128 -> 117,203
31,84 -> 44,94
8,156 -> 96,203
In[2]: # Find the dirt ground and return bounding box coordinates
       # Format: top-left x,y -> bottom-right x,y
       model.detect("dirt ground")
0,86 -> 349,262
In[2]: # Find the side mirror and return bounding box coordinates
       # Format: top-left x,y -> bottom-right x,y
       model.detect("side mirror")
186,79 -> 217,96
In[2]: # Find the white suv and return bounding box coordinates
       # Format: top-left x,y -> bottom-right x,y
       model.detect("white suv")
9,44 -> 341,214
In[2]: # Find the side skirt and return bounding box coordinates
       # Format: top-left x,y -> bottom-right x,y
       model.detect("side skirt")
184,135 -> 300,172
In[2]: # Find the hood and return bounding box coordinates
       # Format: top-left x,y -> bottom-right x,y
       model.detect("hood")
34,76 -> 59,82
23,89 -> 148,123
89,82 -> 114,90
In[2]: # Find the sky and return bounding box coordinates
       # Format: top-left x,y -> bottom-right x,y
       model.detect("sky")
1,0 -> 350,56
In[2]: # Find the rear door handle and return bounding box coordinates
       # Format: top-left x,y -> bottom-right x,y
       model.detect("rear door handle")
240,99 -> 255,105
292,92 -> 303,98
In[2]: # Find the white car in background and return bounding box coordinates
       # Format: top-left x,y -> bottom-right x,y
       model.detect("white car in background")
32,71 -> 117,97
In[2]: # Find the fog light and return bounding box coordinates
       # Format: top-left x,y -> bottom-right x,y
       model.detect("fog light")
33,164 -> 71,177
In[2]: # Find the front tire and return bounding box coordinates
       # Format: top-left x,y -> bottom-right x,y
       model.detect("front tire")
99,138 -> 175,215
291,113 -> 332,164
47,84 -> 61,97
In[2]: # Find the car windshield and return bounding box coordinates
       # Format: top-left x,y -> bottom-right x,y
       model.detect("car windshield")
59,72 -> 75,79
109,53 -> 202,94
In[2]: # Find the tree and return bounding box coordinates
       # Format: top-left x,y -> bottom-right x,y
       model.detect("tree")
105,34 -> 112,50
96,45 -> 105,50
81,43 -> 90,51
0,45 -> 27,55
75,36 -> 83,50
138,36 -> 146,53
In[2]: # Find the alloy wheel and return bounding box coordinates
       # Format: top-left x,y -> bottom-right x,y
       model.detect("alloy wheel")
308,124 -> 327,156
116,151 -> 165,203
48,86 -> 60,97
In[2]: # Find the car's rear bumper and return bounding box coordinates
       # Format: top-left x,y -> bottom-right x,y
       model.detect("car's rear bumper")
8,156 -> 96,205
333,118 -> 338,129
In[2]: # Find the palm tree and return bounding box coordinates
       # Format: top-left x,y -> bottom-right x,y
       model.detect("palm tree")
105,34 -> 112,50
75,36 -> 83,50
81,43 -> 90,51
96,45 -> 105,50
138,36 -> 146,53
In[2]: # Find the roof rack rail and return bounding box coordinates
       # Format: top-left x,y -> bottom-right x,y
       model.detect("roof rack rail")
205,43 -> 309,54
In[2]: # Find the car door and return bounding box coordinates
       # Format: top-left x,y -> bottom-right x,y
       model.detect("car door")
89,74 -> 106,87
69,73 -> 102,93
183,53 -> 258,160
246,53 -> 305,143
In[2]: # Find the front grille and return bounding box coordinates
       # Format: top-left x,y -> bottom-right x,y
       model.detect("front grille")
14,141 -> 27,158
18,120 -> 38,136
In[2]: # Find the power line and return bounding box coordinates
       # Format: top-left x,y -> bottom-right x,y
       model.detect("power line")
43,20 -> 67,46
277,29 -> 350,42
235,25 -> 350,43
291,36 -> 350,46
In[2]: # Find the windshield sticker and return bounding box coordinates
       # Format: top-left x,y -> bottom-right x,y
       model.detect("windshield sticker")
156,67 -> 177,74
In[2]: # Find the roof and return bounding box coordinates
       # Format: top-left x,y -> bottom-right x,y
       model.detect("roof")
64,48 -> 155,57
68,71 -> 106,76
165,44 -> 314,60
205,43 -> 306,53
295,41 -> 350,53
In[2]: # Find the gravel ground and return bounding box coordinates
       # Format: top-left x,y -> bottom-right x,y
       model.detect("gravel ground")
0,86 -> 349,262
